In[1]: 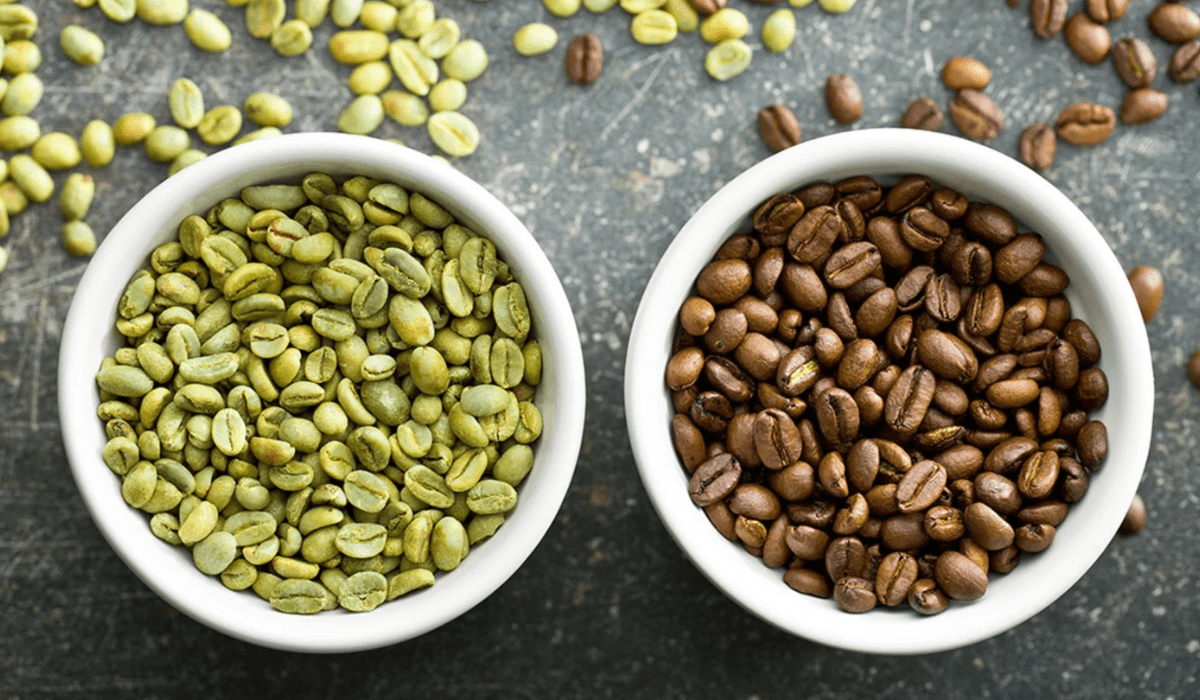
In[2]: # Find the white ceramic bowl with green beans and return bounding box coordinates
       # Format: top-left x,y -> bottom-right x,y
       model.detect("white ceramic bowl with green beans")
60,133 -> 586,653
625,129 -> 1153,654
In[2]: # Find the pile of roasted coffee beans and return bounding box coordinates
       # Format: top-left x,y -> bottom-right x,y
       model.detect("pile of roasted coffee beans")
667,174 -> 1113,614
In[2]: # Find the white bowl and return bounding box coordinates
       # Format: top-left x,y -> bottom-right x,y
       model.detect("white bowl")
625,129 -> 1153,655
59,133 -> 586,653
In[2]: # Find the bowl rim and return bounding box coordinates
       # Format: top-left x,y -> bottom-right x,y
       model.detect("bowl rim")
59,133 -> 587,653
624,128 -> 1154,655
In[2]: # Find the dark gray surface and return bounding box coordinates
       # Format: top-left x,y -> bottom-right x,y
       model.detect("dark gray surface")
2,1 -> 1197,698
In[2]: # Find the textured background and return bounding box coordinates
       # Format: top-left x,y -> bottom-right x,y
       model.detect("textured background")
2,1 -> 1197,698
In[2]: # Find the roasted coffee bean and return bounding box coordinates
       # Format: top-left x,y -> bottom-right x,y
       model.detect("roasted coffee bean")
924,505 -> 966,541
798,418 -> 824,467
754,408 -> 805,469
1031,0 -> 1069,38
834,576 -> 877,613
715,234 -> 760,262
825,293 -> 858,341
1018,450 -> 1060,499
948,89 -> 1004,141
1019,123 -> 1058,171
1037,386 -> 1064,437
1148,3 -> 1200,44
1119,493 -> 1145,534
907,578 -> 950,614
929,189 -> 969,221
815,387 -> 860,445
704,308 -> 747,355
1018,263 -> 1070,296
735,515 -> 768,549
1189,349 -> 1200,390
729,483 -> 782,521
783,566 -> 832,597
855,287 -> 899,338
1018,500 -> 1069,526
1062,318 -> 1101,366
776,346 -> 820,397
825,74 -> 863,125
666,347 -> 705,390
688,453 -> 741,506
865,215 -> 914,270
1076,419 -> 1108,469
725,412 -> 762,468
817,451 -> 850,499
833,492 -> 870,535
789,497 -> 836,530
975,471 -> 1022,515
758,104 -> 802,153
917,330 -> 979,384
767,462 -> 815,501
734,333 -> 782,382
794,182 -> 835,210
679,296 -> 716,336
895,266 -> 934,312
924,274 -> 962,323
885,176 -> 935,214
672,414 -> 708,471
1014,523 -> 1056,552
896,460 -> 947,513
1113,37 -> 1157,88
965,202 -> 1017,246
990,545 -> 1021,574
824,536 -> 868,579
823,241 -> 881,289
1127,264 -> 1164,321
837,339 -> 886,391
691,390 -> 734,432
937,444 -> 984,482
1073,367 -> 1109,410
754,195 -> 806,241
1065,12 -> 1112,64
763,516 -> 791,568
964,501 -> 1015,550
900,97 -> 944,130
703,501 -> 738,540
1169,40 -> 1200,82
899,208 -> 950,253
564,33 -> 603,84
935,550 -> 987,600
779,263 -> 827,313
696,258 -> 752,305
880,512 -> 931,551
734,297 -> 779,334
995,233 -> 1047,285
875,551 -> 919,606
941,57 -> 991,90
883,365 -> 935,441
835,176 -> 884,211
1086,0 -> 1128,23
987,378 -> 1040,409
951,241 -> 993,287
788,206 -> 842,264
1120,88 -> 1169,125
1055,102 -> 1116,146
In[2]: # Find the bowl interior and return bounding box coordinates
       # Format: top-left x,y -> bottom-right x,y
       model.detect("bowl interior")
625,129 -> 1153,655
60,134 -> 586,653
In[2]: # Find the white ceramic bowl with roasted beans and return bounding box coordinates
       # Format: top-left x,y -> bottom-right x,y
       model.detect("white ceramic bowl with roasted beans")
625,128 -> 1153,655
59,133 -> 586,653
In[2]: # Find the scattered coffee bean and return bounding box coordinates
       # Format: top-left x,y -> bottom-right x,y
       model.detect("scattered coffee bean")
900,97 -> 943,130
1126,264 -> 1164,322
825,74 -> 864,125
1031,0 -> 1069,38
941,57 -> 991,90
1055,102 -> 1115,146
1064,12 -> 1112,65
1119,493 -> 1145,534
564,34 -> 603,85
1086,0 -> 1129,24
1148,3 -> 1200,44
758,104 -> 802,153
1019,123 -> 1057,171
1168,40 -> 1200,82
1189,349 -> 1200,390
948,89 -> 1004,141
1120,88 -> 1169,125
1113,37 -> 1158,88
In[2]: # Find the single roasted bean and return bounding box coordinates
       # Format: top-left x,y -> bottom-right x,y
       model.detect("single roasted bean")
948,89 -> 1003,140
825,74 -> 863,124
1113,37 -> 1157,88
758,104 -> 802,152
1031,0 -> 1069,38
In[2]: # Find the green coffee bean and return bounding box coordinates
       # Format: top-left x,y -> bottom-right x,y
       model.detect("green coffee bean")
149,512 -> 183,544
136,0 -> 188,25
329,30 -> 389,65
9,155 -> 54,204
544,0 -> 582,17
144,125 -> 191,163
493,283 -> 531,339
494,444 -> 535,486
98,0 -> 136,22
193,531 -> 238,575
169,150 -> 207,177
631,10 -> 678,45
337,94 -> 385,135
272,556 -> 321,581
622,0 -> 666,11
243,185 -> 306,212
348,61 -> 392,96
243,92 -> 292,128
271,19 -> 313,57
359,1 -> 397,32
396,0 -> 434,38
0,4 -> 37,39
381,89 -> 428,127
168,78 -> 205,129
60,25 -> 105,65
762,8 -> 797,52
113,112 -> 156,146
81,120 -> 116,167
330,0 -> 365,28
0,115 -> 38,151
819,0 -> 857,13
102,436 -> 140,476
389,39 -> 437,96
30,133 -> 82,171
418,18 -> 460,59
197,106 -> 243,146
514,23 -> 558,56
179,500 -> 219,546
514,401 -> 544,443
664,0 -> 699,32
584,0 -> 619,10
704,38 -> 752,81
338,571 -> 387,611
60,221 -> 96,258
295,0 -> 330,27
700,7 -> 748,43
2,72 -> 42,116
386,568 -> 434,600
335,522 -> 388,558
442,39 -> 489,82
220,559 -> 259,591
430,517 -> 468,571
245,0 -> 285,39
270,578 -> 334,614
427,111 -> 480,158
184,9 -> 232,52
466,479 -> 518,515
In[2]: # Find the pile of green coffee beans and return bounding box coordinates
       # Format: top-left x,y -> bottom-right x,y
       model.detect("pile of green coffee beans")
94,172 -> 544,614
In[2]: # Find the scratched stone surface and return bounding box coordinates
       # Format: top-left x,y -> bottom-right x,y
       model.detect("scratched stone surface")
1,1 -> 1198,698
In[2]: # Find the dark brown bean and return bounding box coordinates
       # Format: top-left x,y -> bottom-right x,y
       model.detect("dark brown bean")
975,471 -> 1023,515
1169,40 -> 1200,82
696,258 -> 752,305
665,346 -> 705,390
1086,0 -> 1128,23
783,566 -> 832,597
679,296 -> 716,336
704,501 -> 737,540
835,176 -> 883,211
1014,523 -> 1056,552
964,501 -> 1015,550
767,461 -> 815,501
1065,12 -> 1112,64
754,408 -> 805,470
824,535 -> 868,579
758,104 -> 802,153
1113,37 -> 1157,88
815,387 -> 860,446
564,34 -> 603,84
1119,493 -> 1146,534
787,205 -> 841,264
690,390 -> 734,432
1019,123 -> 1058,171
900,97 -> 943,130
735,515 -> 768,548
1018,500 -> 1069,526
688,453 -> 741,506
1018,450 -> 1060,499
875,551 -> 919,606
789,497 -> 836,529
825,74 -> 864,125
896,460 -> 948,513
1120,88 -> 1169,125
948,89 -> 1004,141
833,576 -> 877,613
1076,419 -> 1108,469
1072,367 -> 1109,410
1056,103 -> 1116,146
1148,3 -> 1200,44
990,545 -> 1021,574
935,550 -> 988,600
965,202 -> 1018,246
1127,264 -> 1164,321
729,483 -> 782,521
908,578 -> 950,614
704,355 -> 754,402
1031,0 -> 1069,38
672,413 -> 708,472
941,57 -> 991,90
